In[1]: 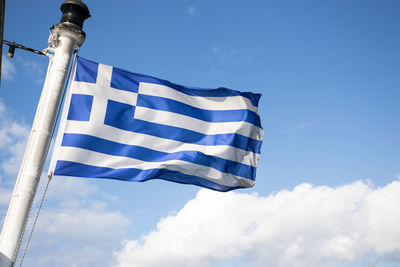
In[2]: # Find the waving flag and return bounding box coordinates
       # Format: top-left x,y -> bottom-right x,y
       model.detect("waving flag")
50,57 -> 263,191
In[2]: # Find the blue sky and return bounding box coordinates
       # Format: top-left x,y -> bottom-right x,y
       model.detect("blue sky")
1,0 -> 400,266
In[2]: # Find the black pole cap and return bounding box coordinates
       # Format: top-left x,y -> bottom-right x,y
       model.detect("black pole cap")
60,0 -> 90,29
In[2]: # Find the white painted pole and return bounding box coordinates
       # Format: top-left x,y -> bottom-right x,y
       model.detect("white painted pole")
0,2 -> 89,266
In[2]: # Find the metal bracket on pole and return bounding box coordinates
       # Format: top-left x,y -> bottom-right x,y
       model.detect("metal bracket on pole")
0,1 -> 90,266
1,39 -> 47,58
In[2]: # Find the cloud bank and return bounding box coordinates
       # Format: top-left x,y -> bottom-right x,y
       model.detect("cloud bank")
114,180 -> 400,267
1,97 -> 399,267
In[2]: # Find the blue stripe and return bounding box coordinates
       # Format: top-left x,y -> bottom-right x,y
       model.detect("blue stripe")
137,94 -> 261,127
110,67 -> 139,93
61,133 -> 256,180
110,66 -> 261,107
105,100 -> 262,154
54,161 -> 248,192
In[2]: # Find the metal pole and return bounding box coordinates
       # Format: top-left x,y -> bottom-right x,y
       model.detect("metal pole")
0,1 -> 89,266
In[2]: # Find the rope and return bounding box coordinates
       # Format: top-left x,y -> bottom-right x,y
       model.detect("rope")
18,173 -> 52,267
17,51 -> 79,267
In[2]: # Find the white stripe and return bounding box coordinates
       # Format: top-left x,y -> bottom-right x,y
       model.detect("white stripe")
72,81 -> 138,106
134,106 -> 264,141
139,82 -> 258,113
64,120 -> 260,167
57,146 -> 254,188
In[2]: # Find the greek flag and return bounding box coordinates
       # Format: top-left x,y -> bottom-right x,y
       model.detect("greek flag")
50,57 -> 263,192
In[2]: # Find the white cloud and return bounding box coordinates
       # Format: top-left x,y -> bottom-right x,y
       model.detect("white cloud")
0,99 -> 30,180
209,46 -> 249,74
0,99 -> 30,254
46,177 -> 98,202
17,176 -> 130,267
114,180 -> 400,267
21,206 -> 130,267
37,207 -> 129,243
19,59 -> 45,77
1,57 -> 46,83
1,56 -> 16,80
187,6 -> 196,15
211,45 -> 219,56
282,123 -> 309,134
0,187 -> 12,207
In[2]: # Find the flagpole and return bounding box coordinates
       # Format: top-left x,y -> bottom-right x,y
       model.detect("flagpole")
0,1 -> 90,266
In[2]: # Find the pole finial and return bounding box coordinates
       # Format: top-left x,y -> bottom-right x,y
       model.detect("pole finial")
60,0 -> 90,29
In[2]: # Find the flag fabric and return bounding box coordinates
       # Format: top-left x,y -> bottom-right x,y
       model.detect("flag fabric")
50,57 -> 263,192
